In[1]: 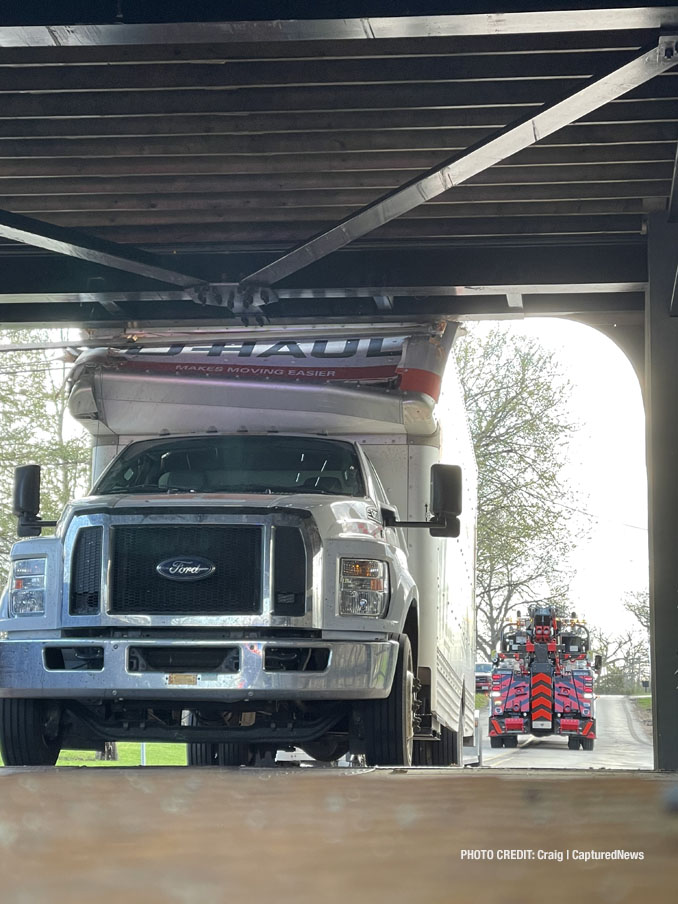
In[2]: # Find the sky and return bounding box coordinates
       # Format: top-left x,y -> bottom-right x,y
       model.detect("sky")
473,317 -> 648,635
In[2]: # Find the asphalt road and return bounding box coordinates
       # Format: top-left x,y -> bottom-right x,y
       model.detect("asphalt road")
480,694 -> 653,769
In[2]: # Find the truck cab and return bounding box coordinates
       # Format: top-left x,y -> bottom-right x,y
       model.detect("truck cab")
0,322 -> 476,767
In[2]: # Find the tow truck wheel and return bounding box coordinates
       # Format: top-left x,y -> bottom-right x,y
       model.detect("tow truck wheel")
567,736 -> 580,750
489,736 -> 504,748
581,737 -> 595,751
0,699 -> 62,766
358,634 -> 415,766
503,735 -> 518,748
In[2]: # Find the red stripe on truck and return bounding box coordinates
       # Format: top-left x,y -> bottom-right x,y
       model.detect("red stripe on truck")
396,367 -> 443,399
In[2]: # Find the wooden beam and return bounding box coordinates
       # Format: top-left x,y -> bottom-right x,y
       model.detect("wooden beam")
0,123 -> 674,159
0,99 -> 675,140
0,144 -> 671,179
28,198 -> 658,227
0,76 -> 675,119
0,162 -> 670,195
0,51 -> 653,92
0,182 -> 669,211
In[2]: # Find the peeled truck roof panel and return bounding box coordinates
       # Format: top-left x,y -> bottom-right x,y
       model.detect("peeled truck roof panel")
68,324 -> 458,439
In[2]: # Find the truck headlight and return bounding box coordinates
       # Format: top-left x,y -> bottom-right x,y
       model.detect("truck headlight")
10,558 -> 46,616
339,559 -> 389,617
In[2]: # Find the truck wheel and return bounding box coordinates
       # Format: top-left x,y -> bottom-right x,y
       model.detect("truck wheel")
580,737 -> 595,751
0,699 -> 62,766
503,735 -> 518,748
413,705 -> 464,767
186,713 -> 253,766
413,726 -> 455,765
302,737 -> 349,763
358,634 -> 415,766
567,736 -> 580,750
187,742 -> 253,766
489,736 -> 504,748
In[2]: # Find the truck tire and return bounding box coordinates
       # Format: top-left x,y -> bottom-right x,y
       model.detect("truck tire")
490,736 -> 504,748
187,742 -> 253,766
581,737 -> 595,751
503,735 -> 518,748
358,634 -> 415,767
302,737 -> 349,763
568,736 -> 580,750
412,724 -> 462,766
413,703 -> 464,766
185,713 -> 252,766
0,699 -> 61,766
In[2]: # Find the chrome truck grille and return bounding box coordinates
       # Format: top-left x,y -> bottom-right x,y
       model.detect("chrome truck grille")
69,522 -> 307,618
70,527 -> 103,615
110,525 -> 262,615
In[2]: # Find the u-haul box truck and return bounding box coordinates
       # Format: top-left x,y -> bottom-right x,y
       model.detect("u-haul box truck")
0,320 -> 476,767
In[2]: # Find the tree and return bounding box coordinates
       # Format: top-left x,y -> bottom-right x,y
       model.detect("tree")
0,329 -> 91,573
623,590 -> 650,632
590,625 -> 650,694
454,325 -> 579,660
0,332 -> 116,758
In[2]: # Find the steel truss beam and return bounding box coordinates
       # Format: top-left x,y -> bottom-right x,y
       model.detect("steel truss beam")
242,36 -> 678,288
0,282 -> 645,307
1,9 -> 677,47
0,209 -> 203,289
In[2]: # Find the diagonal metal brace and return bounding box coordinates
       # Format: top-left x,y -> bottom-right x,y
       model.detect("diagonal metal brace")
241,36 -> 678,288
0,208 -> 206,289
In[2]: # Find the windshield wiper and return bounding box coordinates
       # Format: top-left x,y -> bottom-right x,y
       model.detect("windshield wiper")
104,484 -> 185,495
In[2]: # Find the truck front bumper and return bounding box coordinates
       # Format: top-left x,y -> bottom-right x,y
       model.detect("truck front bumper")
0,637 -> 399,701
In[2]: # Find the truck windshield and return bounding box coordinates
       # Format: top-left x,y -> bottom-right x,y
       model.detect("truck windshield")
94,435 -> 365,497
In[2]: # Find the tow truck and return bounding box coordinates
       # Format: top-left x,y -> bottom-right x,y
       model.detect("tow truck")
488,606 -> 601,750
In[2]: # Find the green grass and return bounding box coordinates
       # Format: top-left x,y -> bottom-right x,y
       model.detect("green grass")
634,696 -> 652,712
57,743 -> 188,766
475,692 -> 489,710
1,743 -> 188,768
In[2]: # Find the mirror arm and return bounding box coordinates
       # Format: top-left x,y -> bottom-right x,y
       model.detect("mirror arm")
16,513 -> 57,538
381,508 -> 448,529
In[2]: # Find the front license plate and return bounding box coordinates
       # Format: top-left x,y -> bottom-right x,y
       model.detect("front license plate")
167,673 -> 198,686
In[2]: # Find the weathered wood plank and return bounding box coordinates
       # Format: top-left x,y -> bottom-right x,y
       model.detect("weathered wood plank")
0,769 -> 674,904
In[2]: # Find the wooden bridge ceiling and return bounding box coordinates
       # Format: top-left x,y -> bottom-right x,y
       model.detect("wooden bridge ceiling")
0,2 -> 677,329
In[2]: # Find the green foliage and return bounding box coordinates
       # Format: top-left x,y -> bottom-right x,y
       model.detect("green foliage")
455,325 -> 578,659
474,692 -> 489,711
0,330 -> 90,573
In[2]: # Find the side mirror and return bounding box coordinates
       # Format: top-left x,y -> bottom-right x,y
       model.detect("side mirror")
13,465 -> 44,537
381,463 -> 462,539
430,464 -> 462,518
593,654 -> 603,673
429,464 -> 461,537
